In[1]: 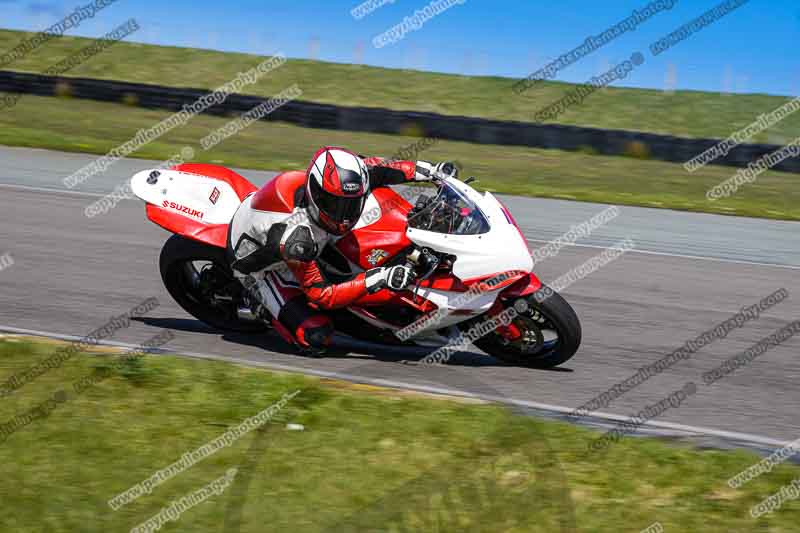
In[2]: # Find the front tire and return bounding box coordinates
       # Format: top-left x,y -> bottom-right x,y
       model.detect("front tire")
159,235 -> 268,333
470,285 -> 581,368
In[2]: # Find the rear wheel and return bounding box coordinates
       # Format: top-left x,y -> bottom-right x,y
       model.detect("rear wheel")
159,235 -> 268,333
469,285 -> 581,368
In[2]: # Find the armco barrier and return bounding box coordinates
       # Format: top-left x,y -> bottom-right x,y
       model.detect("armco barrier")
1,70 -> 798,173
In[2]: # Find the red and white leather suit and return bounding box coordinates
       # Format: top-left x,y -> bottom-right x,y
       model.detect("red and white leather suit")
227,155 -> 423,351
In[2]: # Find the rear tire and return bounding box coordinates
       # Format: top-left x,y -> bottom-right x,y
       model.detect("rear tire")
159,235 -> 268,333
470,285 -> 581,368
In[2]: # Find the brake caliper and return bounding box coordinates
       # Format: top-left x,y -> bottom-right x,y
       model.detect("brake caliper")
496,322 -> 523,341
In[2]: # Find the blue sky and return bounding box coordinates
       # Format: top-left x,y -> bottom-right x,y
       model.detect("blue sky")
1,0 -> 797,96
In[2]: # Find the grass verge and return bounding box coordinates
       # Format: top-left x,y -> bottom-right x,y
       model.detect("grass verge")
1,28 -> 799,141
0,336 -> 799,532
1,93 -> 798,221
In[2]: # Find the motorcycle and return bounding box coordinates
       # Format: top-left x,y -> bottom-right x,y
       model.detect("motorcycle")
130,162 -> 581,368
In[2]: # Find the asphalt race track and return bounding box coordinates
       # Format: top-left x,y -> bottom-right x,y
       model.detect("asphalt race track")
1,146 -> 798,451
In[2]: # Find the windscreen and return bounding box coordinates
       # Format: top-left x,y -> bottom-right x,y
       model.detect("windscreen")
407,181 -> 490,235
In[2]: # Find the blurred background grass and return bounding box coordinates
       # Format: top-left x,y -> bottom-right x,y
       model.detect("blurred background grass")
1,28 -> 799,143
1,29 -> 798,221
1,92 -> 796,220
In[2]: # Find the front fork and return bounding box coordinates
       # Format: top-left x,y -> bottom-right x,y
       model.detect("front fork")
491,272 -> 543,341
484,298 -> 524,342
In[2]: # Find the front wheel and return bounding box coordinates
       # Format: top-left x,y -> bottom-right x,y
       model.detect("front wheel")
159,235 -> 269,333
468,285 -> 581,368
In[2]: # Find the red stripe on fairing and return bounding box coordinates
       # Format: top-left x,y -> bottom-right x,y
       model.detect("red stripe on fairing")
500,273 -> 543,298
146,204 -> 229,248
414,275 -> 469,292
462,270 -> 527,291
323,150 -> 342,193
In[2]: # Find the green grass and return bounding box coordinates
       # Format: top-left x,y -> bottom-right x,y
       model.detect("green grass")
1,336 -> 799,532
1,92 -> 798,221
1,28 -> 799,141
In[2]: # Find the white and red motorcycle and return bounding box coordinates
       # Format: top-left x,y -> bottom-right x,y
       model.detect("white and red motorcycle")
131,162 -> 581,368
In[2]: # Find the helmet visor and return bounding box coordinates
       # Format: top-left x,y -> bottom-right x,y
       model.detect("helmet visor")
310,178 -> 367,232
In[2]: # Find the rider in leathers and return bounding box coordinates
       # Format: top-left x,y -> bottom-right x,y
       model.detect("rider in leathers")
227,146 -> 457,354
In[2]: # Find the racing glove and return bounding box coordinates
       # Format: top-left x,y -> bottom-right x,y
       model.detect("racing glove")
415,161 -> 459,181
365,265 -> 414,293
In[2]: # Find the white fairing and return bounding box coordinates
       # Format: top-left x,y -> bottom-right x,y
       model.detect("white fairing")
412,286 -> 504,332
406,178 -> 532,280
403,177 -> 533,338
130,168 -> 243,225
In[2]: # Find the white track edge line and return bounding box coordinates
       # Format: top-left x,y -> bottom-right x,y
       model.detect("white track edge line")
527,238 -> 800,270
0,182 -> 113,198
0,324 -> 791,450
